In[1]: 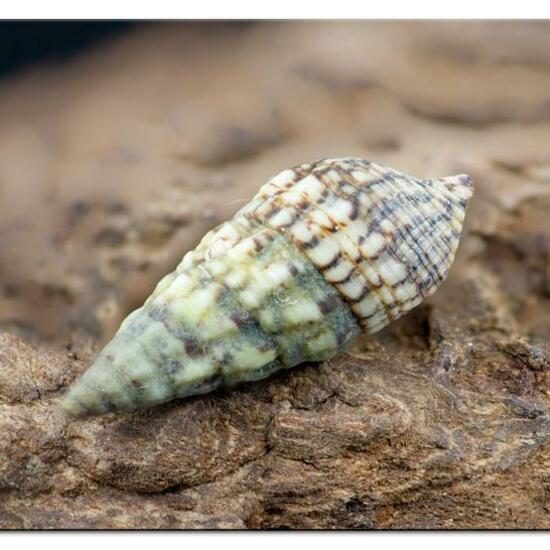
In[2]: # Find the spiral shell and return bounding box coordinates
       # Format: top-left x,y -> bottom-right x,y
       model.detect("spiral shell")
60,158 -> 473,417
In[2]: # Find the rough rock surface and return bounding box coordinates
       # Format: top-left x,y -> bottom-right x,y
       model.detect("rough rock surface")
1,21 -> 550,529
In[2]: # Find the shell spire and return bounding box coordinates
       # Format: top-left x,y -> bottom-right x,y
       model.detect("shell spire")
60,158 -> 473,417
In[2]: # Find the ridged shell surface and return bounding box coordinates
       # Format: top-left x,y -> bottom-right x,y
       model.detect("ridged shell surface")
61,158 -> 473,417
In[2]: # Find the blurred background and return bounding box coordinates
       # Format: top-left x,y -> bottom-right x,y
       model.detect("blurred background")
1,21 -> 549,349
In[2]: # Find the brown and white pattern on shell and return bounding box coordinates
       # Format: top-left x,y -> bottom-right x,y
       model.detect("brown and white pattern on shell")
178,158 -> 472,335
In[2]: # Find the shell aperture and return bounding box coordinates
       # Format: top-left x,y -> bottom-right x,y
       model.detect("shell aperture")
60,158 -> 473,417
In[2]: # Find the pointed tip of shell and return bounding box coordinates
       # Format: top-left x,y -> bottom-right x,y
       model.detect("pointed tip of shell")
58,388 -> 93,419
58,379 -> 133,419
439,173 -> 474,202
57,374 -> 128,419
57,398 -> 84,419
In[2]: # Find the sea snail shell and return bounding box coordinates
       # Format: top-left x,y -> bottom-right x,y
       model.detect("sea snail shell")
60,158 -> 473,417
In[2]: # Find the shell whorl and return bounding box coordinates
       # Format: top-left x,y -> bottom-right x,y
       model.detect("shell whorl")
181,158 -> 472,332
60,158 -> 473,417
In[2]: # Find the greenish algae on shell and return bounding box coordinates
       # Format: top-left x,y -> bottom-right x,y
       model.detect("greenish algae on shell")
60,158 -> 474,417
